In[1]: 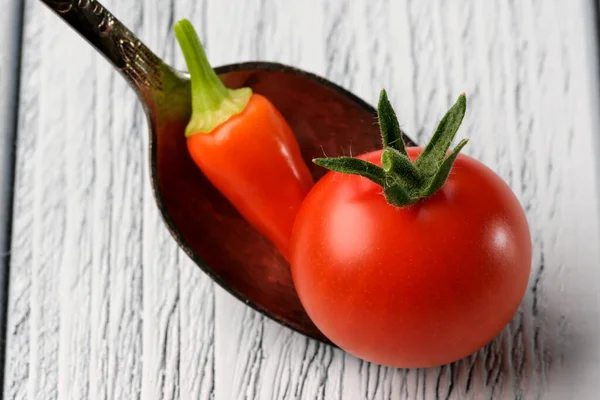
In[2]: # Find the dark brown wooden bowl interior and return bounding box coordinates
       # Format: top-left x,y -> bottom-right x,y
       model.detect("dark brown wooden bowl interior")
150,62 -> 415,343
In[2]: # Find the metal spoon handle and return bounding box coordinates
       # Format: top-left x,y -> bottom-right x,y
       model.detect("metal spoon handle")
40,0 -> 167,96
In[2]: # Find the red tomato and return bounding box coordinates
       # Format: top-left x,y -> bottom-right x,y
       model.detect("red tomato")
290,147 -> 532,368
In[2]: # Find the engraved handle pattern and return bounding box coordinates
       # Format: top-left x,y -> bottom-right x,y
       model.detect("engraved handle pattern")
41,0 -> 164,92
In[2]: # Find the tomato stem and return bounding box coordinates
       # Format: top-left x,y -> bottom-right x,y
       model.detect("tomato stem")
313,91 -> 468,207
174,19 -> 252,137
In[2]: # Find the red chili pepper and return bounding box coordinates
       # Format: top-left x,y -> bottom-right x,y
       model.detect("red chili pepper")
173,19 -> 314,261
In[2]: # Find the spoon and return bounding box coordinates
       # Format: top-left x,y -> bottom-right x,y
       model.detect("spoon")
41,0 -> 416,343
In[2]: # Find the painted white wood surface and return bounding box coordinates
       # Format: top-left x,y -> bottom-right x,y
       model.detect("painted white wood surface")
4,0 -> 600,399
0,0 -> 23,325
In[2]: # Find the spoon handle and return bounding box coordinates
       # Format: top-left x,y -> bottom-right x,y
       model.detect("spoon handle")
40,0 -> 168,96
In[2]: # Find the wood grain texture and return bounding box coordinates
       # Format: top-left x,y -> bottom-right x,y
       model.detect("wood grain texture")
4,0 -> 600,399
0,0 -> 23,387
0,0 -> 22,229
3,1 -> 214,399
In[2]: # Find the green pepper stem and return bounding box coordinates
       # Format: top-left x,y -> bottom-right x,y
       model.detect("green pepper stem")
174,19 -> 252,136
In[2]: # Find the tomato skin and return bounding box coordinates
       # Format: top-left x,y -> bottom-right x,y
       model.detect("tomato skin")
187,94 -> 314,261
290,147 -> 532,368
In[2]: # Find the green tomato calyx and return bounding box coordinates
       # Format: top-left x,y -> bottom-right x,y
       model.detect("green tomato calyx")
313,90 -> 468,207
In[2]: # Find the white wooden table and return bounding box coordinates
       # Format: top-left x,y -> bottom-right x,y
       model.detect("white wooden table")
2,0 -> 600,399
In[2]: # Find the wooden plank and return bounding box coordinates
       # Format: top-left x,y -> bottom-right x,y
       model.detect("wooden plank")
170,4 -> 217,398
0,0 -> 23,388
139,1 -> 215,399
0,0 -> 23,232
139,1 -> 182,399
3,0 -> 600,399
4,5 -> 59,400
205,1 -> 353,399
3,1 -> 214,399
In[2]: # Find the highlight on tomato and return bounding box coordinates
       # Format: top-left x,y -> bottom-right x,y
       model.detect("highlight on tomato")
173,20 -> 314,261
290,91 -> 532,368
